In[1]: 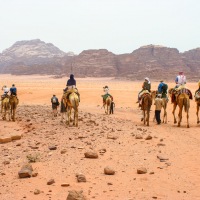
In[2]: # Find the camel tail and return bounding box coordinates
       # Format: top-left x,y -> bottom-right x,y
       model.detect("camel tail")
183,98 -> 189,112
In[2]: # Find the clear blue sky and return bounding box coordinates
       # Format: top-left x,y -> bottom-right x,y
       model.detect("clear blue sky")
0,0 -> 199,54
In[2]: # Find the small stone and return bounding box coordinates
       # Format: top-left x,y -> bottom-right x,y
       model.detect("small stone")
104,167 -> 115,175
135,134 -> 143,139
3,161 -> 10,165
61,149 -> 67,154
47,179 -> 55,185
18,164 -> 33,178
84,151 -> 98,159
61,183 -> 70,187
34,189 -> 40,195
145,135 -> 152,140
77,174 -> 86,182
32,172 -> 38,177
137,167 -> 147,174
49,146 -> 57,150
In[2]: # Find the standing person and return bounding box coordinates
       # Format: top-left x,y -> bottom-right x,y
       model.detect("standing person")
154,94 -> 164,125
51,94 -> 59,117
110,101 -> 115,114
194,80 -> 200,100
60,90 -> 67,122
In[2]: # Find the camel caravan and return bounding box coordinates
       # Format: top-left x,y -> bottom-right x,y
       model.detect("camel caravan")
1,84 -> 19,121
1,73 -> 200,129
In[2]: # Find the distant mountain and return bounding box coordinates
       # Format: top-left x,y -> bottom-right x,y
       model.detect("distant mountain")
0,40 -> 199,80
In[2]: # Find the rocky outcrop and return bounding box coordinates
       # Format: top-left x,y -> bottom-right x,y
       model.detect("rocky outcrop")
0,40 -> 200,80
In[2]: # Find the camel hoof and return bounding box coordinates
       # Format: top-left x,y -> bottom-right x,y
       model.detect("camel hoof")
197,121 -> 200,124
177,124 -> 180,127
174,121 -> 177,124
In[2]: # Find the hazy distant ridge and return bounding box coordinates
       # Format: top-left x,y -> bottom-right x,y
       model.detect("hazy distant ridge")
0,39 -> 199,80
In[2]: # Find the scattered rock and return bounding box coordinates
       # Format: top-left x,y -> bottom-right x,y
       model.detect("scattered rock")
107,134 -> 118,140
18,164 -> 33,178
47,179 -> 55,185
137,167 -> 147,174
157,155 -> 169,162
67,190 -> 87,200
135,134 -> 143,139
49,146 -> 57,150
61,183 -> 70,187
145,135 -> 152,140
34,189 -> 41,195
84,151 -> 98,159
104,167 -> 115,175
76,174 -> 86,182
61,149 -> 67,154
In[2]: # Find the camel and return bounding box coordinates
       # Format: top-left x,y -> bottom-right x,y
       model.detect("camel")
1,96 -> 11,121
194,91 -> 200,124
63,91 -> 79,127
104,96 -> 111,115
141,93 -> 152,126
168,88 -> 190,128
151,90 -> 168,123
9,95 -> 19,122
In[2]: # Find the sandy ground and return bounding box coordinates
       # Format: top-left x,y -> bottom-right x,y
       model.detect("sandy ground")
0,75 -> 200,200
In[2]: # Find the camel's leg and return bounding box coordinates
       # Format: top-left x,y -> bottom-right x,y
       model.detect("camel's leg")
153,114 -> 155,122
66,108 -> 70,126
172,104 -> 177,124
178,106 -> 182,127
75,108 -> 78,127
186,110 -> 190,128
143,110 -> 146,125
147,110 -> 150,126
13,108 -> 16,122
197,104 -> 199,124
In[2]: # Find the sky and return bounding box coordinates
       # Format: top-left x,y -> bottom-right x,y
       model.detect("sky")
0,0 -> 200,54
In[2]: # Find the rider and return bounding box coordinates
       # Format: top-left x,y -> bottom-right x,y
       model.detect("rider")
158,80 -> 168,99
1,85 -> 9,99
137,77 -> 151,104
101,86 -> 113,106
10,84 -> 17,96
194,80 -> 200,100
65,74 -> 80,102
51,94 -> 59,117
175,71 -> 186,90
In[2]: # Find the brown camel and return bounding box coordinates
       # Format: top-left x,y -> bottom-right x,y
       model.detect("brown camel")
1,97 -> 11,121
9,95 -> 19,122
195,98 -> 200,124
194,90 -> 200,124
141,93 -> 152,126
63,91 -> 79,127
104,96 -> 111,115
151,90 -> 168,123
169,88 -> 190,127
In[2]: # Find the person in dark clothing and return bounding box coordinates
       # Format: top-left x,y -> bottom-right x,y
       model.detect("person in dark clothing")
67,74 -> 76,87
51,94 -> 59,117
60,90 -> 67,122
65,74 -> 80,102
10,84 -> 17,96
154,94 -> 164,124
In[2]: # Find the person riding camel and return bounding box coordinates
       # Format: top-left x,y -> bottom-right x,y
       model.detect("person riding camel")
136,77 -> 151,104
65,74 -> 80,102
175,71 -> 186,90
10,84 -> 17,96
158,80 -> 168,99
1,85 -> 9,100
194,80 -> 200,101
101,86 -> 113,106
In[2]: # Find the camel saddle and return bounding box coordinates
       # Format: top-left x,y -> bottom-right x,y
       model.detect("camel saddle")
171,88 -> 192,103
139,93 -> 151,106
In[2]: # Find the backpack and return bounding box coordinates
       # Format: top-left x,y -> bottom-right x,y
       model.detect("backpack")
162,83 -> 168,93
52,97 -> 57,104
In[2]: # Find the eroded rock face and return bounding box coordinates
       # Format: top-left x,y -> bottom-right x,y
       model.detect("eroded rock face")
1,40 -> 199,79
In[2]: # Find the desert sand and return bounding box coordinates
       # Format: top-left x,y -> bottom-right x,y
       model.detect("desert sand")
0,75 -> 200,200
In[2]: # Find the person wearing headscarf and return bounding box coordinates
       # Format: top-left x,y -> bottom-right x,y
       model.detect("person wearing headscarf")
136,77 -> 151,103
194,80 -> 200,101
175,71 -> 186,90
